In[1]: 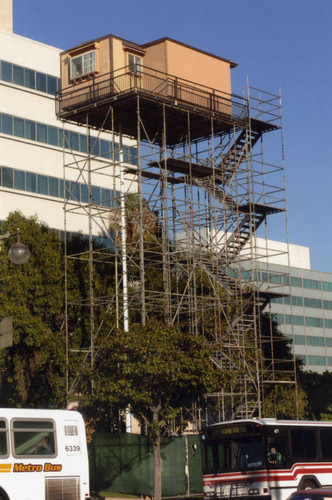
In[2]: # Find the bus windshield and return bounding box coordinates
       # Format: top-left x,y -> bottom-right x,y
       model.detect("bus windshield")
204,435 -> 264,473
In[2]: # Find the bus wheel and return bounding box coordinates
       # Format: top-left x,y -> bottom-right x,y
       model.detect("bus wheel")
300,480 -> 317,490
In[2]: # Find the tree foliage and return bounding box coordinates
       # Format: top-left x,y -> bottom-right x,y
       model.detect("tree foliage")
0,211 -> 66,407
79,320 -> 228,500
260,313 -> 308,419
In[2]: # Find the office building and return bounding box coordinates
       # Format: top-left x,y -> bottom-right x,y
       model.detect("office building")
0,1 -> 137,238
262,241 -> 332,373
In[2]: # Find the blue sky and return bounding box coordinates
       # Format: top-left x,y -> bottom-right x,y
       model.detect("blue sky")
13,0 -> 332,272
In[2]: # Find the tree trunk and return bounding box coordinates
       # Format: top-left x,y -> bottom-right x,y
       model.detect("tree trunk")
152,405 -> 162,500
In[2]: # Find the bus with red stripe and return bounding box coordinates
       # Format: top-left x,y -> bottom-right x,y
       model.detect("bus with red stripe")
201,419 -> 332,500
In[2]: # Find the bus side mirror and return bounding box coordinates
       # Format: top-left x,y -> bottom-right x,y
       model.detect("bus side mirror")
191,443 -> 197,456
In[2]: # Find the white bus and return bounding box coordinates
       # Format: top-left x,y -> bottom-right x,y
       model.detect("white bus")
201,418 -> 332,500
0,408 -> 90,500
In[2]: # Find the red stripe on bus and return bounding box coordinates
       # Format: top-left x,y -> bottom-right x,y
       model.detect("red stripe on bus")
203,463 -> 332,486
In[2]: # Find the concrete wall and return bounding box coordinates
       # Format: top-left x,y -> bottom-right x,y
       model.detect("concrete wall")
0,0 -> 12,33
0,30 -> 135,235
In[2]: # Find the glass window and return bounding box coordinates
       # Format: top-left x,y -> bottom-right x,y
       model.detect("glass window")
271,297 -> 283,304
0,420 -> 8,457
80,183 -> 89,203
36,72 -> 47,93
37,175 -> 48,195
291,429 -> 317,460
90,137 -> 100,157
79,134 -> 87,153
308,355 -> 325,366
59,179 -> 64,198
13,117 -> 25,138
63,130 -> 70,148
69,181 -> 80,201
294,335 -> 305,345
37,123 -> 47,143
92,186 -> 101,204
274,313 -> 284,324
24,69 -> 35,89
127,146 -> 138,166
70,50 -> 96,78
12,419 -> 56,457
304,297 -> 322,308
1,61 -> 12,82
114,144 -> 120,162
100,139 -> 111,158
305,317 -> 323,328
325,319 -> 332,329
13,65 -> 24,86
64,180 -> 70,200
123,145 -> 130,163
325,283 -> 332,292
101,188 -> 111,207
327,357 -> 332,366
14,170 -> 25,190
70,132 -> 79,151
270,274 -> 282,284
293,315 -> 304,326
303,278 -> 321,290
2,167 -> 13,188
25,120 -> 36,141
26,172 -> 36,193
49,177 -> 59,197
48,126 -> 58,147
322,282 -> 332,292
2,114 -> 13,135
285,315 -> 293,325
326,338 -> 332,347
324,300 -> 332,310
47,75 -> 57,95
128,54 -> 142,74
307,336 -> 324,347
292,296 -> 303,307
291,276 -> 302,287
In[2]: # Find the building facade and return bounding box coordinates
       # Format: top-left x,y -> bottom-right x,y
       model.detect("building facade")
0,2 -> 137,238
251,239 -> 332,373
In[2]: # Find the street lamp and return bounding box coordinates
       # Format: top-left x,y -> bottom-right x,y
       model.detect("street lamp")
1,230 -> 30,265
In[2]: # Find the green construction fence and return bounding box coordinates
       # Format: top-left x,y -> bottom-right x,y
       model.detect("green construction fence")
88,433 -> 203,497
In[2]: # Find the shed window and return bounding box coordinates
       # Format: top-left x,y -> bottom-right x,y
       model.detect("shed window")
128,54 -> 142,74
71,51 -> 96,79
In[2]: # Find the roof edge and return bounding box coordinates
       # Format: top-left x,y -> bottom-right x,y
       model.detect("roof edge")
141,36 -> 238,68
60,34 -> 238,68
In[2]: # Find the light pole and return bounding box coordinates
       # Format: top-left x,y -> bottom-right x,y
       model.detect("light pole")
0,229 -> 30,348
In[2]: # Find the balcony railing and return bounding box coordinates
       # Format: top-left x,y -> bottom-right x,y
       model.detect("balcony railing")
56,65 -> 248,123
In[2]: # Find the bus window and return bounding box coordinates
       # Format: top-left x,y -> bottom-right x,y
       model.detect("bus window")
236,437 -> 264,469
12,420 -> 56,457
291,428 -> 317,460
0,420 -> 8,456
320,428 -> 332,459
203,436 -> 263,473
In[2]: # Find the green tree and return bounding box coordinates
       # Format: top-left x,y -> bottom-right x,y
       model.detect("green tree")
80,320 -> 228,500
299,371 -> 332,419
0,211 -> 66,407
260,313 -> 308,419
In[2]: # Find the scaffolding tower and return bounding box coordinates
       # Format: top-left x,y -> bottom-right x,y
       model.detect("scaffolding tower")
56,65 -> 297,425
